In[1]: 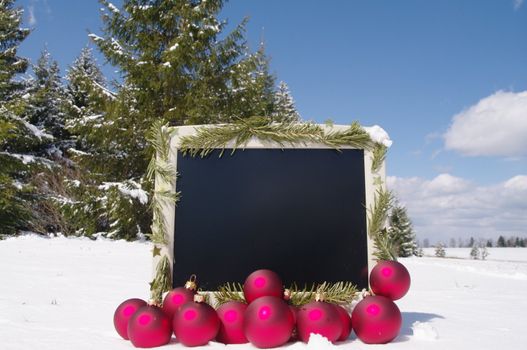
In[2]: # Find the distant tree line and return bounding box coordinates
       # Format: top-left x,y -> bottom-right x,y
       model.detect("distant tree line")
1,0 -> 301,238
419,235 -> 527,249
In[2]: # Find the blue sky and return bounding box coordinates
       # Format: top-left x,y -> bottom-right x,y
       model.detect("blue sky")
17,0 -> 527,242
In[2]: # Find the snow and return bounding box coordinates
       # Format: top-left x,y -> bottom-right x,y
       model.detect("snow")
168,43 -> 179,51
12,115 -> 53,140
363,125 -> 393,148
163,62 -> 172,68
411,321 -> 438,340
68,148 -> 90,156
1,236 -> 527,349
88,33 -> 104,42
107,3 -> 120,14
2,152 -> 36,164
98,181 -> 149,205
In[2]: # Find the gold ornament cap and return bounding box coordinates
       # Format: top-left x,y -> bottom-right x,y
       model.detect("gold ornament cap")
147,299 -> 161,307
194,294 -> 205,303
184,274 -> 198,291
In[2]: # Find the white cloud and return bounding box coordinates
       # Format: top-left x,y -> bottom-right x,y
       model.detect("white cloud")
444,90 -> 527,157
514,0 -> 524,11
387,174 -> 527,243
28,5 -> 36,25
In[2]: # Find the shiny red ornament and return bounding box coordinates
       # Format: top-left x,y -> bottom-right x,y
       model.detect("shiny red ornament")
162,288 -> 195,319
162,275 -> 198,319
334,305 -> 352,341
243,296 -> 295,348
127,305 -> 172,348
370,260 -> 411,300
216,301 -> 248,344
173,296 -> 220,347
243,269 -> 283,304
289,305 -> 299,341
114,298 -> 147,340
297,300 -> 342,343
351,295 -> 402,344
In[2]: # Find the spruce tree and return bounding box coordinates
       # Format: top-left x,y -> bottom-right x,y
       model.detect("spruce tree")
435,243 -> 446,258
272,81 -> 301,122
0,0 -> 37,235
388,203 -> 418,257
480,245 -> 489,260
497,235 -> 506,247
25,50 -> 69,152
86,0 -> 284,239
470,244 -> 480,260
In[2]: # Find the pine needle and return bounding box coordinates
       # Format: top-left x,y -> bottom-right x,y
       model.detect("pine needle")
150,255 -> 172,304
371,143 -> 387,173
214,282 -> 246,307
368,189 -> 396,261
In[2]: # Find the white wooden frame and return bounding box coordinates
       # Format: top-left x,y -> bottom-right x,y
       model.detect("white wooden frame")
152,124 -> 386,287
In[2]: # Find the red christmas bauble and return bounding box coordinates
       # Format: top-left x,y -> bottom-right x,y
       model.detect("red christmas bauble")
216,301 -> 248,344
162,287 -> 195,320
334,305 -> 352,341
297,300 -> 342,343
127,305 -> 172,348
243,269 -> 283,304
173,298 -> 220,347
289,305 -> 299,341
370,260 -> 411,300
113,298 -> 147,340
351,295 -> 402,344
243,296 -> 295,348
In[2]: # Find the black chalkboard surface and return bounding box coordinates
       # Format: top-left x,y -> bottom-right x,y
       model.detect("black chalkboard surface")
173,148 -> 368,290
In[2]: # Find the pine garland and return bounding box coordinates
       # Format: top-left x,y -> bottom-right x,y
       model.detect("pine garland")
178,117 -> 385,162
147,121 -> 179,301
371,143 -> 387,173
214,282 -> 246,307
149,255 -> 172,304
367,189 -> 396,261
214,281 -> 358,307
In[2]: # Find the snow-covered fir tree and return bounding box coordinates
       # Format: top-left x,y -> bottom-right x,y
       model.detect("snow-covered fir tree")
83,0 -> 291,239
24,50 -> 69,154
470,244 -> 480,260
272,81 -> 301,122
480,245 -> 489,260
435,243 -> 446,258
61,47 -> 150,239
0,0 -> 40,235
388,203 -> 418,257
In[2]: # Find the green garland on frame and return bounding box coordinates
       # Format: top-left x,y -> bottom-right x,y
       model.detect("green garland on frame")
147,117 -> 393,303
146,120 -> 179,303
214,281 -> 358,308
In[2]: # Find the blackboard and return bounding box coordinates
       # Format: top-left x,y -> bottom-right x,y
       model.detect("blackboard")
172,148 -> 368,290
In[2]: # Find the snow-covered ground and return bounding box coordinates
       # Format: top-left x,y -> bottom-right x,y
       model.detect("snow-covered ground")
1,235 -> 527,349
423,247 -> 527,262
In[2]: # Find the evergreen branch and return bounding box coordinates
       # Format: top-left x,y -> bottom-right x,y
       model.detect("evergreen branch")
322,121 -> 374,150
373,229 -> 399,261
179,117 -> 328,157
213,281 -> 358,308
288,281 -> 358,306
153,188 -> 180,205
288,282 -> 318,307
150,255 -> 172,304
367,189 -> 396,261
371,143 -> 387,173
214,282 -> 246,307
